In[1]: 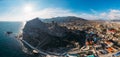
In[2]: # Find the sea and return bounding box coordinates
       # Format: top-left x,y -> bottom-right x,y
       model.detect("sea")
0,22 -> 30,57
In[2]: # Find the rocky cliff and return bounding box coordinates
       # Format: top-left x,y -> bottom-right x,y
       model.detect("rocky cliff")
22,17 -> 86,53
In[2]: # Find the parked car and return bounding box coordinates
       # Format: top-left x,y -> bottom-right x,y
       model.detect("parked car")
65,54 -> 79,57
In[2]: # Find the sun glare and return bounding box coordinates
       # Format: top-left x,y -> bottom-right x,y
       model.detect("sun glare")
23,4 -> 33,13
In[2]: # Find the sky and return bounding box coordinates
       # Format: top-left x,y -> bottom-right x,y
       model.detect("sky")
0,0 -> 120,21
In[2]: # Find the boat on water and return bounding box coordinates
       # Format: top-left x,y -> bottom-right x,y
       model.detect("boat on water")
112,51 -> 120,57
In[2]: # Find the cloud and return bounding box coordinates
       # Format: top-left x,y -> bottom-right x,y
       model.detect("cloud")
27,9 -> 120,20
0,8 -> 79,21
99,9 -> 120,20
108,9 -> 120,19
79,9 -> 120,20
23,8 -> 103,20
1,8 -> 120,21
90,9 -> 97,14
30,8 -> 79,18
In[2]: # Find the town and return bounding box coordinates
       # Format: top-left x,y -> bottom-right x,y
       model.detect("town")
61,21 -> 120,57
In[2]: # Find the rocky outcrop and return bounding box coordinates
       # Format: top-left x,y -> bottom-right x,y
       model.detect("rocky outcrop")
22,17 -> 86,53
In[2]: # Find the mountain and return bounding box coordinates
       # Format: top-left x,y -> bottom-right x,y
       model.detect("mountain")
22,17 -> 86,54
42,16 -> 87,23
111,19 -> 120,22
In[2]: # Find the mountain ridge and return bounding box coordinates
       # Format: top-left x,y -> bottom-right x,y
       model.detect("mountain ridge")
40,16 -> 87,23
